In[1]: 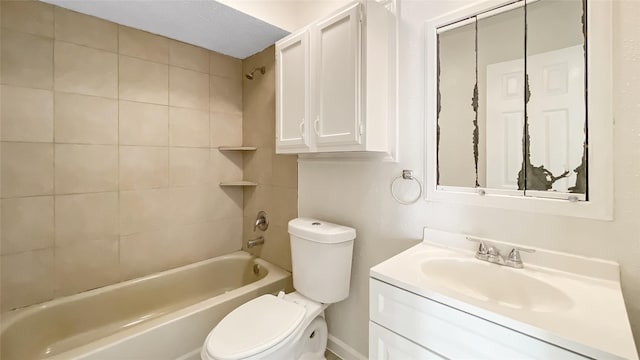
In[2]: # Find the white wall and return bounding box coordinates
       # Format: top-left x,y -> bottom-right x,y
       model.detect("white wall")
298,0 -> 640,356
216,0 -> 352,32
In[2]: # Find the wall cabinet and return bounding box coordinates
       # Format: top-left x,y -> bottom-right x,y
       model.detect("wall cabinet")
276,1 -> 396,155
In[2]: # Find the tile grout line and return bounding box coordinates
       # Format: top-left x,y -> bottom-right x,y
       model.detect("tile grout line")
0,82 -> 239,116
208,54 -> 213,232
51,4 -> 58,300
238,57 -> 245,234
2,190 -> 124,201
116,24 -> 122,282
167,47 -> 172,197
0,140 -> 216,149
0,84 -> 239,118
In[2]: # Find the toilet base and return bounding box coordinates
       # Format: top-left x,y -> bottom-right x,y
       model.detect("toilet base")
295,316 -> 327,360
275,292 -> 329,360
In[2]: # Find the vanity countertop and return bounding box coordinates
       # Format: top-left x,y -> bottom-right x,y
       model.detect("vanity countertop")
370,228 -> 638,360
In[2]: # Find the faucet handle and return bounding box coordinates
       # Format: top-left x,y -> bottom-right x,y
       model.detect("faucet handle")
466,237 -> 489,260
476,241 -> 488,260
507,247 -> 535,268
510,246 -> 535,256
253,211 -> 269,232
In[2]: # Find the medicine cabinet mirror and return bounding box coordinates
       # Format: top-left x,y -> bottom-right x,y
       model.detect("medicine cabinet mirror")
425,0 -> 613,219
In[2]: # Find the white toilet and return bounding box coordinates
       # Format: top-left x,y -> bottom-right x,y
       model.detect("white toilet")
201,218 -> 356,360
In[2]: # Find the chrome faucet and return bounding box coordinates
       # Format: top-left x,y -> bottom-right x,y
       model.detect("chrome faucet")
248,211 -> 268,249
247,236 -> 265,249
486,244 -> 506,265
468,237 -> 535,269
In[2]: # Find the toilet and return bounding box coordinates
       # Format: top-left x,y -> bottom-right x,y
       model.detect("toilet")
201,218 -> 356,360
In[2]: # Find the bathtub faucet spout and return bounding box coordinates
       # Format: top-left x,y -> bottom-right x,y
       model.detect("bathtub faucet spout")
247,236 -> 265,249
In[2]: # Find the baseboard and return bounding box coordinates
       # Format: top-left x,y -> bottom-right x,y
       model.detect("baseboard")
327,334 -> 367,360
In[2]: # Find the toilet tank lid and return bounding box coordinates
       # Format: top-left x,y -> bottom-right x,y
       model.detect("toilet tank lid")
288,218 -> 356,243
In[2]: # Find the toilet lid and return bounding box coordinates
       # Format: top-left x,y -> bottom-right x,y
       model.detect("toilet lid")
205,294 -> 306,360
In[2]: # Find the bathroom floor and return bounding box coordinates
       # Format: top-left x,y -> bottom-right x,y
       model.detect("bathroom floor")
325,350 -> 342,360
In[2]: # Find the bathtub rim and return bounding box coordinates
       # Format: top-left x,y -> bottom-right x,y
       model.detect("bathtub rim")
1,251 -> 290,335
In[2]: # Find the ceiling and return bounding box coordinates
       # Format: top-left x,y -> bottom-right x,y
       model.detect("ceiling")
41,0 -> 290,59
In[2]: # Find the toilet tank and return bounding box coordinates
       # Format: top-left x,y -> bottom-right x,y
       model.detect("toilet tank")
288,218 -> 356,304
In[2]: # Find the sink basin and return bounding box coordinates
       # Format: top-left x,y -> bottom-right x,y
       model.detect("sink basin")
420,258 -> 573,312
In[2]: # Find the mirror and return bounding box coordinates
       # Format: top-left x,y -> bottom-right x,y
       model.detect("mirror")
436,0 -> 587,199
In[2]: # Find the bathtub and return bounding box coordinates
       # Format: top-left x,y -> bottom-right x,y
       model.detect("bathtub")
1,251 -> 293,360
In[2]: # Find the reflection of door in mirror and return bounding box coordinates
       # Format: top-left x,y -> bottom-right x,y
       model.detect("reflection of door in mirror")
525,0 -> 586,196
486,60 -> 524,190
486,46 -> 584,192
527,45 -> 585,193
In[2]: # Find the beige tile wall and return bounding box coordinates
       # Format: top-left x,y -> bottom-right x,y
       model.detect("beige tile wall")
0,2 -> 245,311
242,46 -> 298,272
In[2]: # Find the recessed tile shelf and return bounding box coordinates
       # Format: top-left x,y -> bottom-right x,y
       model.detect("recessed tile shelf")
219,181 -> 258,187
217,147 -> 258,186
218,146 -> 257,151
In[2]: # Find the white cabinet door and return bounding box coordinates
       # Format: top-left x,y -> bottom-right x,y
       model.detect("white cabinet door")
276,30 -> 310,152
370,322 -> 444,360
313,3 -> 362,148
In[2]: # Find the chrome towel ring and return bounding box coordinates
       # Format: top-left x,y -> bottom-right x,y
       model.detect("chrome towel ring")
390,170 -> 423,205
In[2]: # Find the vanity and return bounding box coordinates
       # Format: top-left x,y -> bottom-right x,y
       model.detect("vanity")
369,229 -> 638,359
367,0 -> 637,356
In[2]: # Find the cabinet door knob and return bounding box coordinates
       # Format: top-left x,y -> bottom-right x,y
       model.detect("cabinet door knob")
299,120 -> 305,140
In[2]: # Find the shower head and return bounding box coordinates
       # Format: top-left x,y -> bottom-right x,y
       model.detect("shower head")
245,66 -> 266,80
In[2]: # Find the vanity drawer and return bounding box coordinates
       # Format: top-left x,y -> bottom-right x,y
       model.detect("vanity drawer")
369,321 -> 444,360
369,279 -> 588,359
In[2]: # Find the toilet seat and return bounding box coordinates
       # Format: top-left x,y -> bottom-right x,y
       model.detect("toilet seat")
203,294 -> 306,360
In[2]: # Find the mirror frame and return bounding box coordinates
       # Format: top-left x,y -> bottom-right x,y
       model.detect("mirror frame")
425,0 -> 613,220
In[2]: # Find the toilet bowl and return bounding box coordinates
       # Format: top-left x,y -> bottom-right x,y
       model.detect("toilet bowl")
201,218 -> 356,360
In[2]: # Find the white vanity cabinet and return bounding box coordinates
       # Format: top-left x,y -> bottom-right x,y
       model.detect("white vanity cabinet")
369,230 -> 638,360
369,279 -> 589,360
275,1 -> 396,155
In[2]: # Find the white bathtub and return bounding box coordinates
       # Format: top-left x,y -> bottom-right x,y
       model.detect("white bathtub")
1,251 -> 293,360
